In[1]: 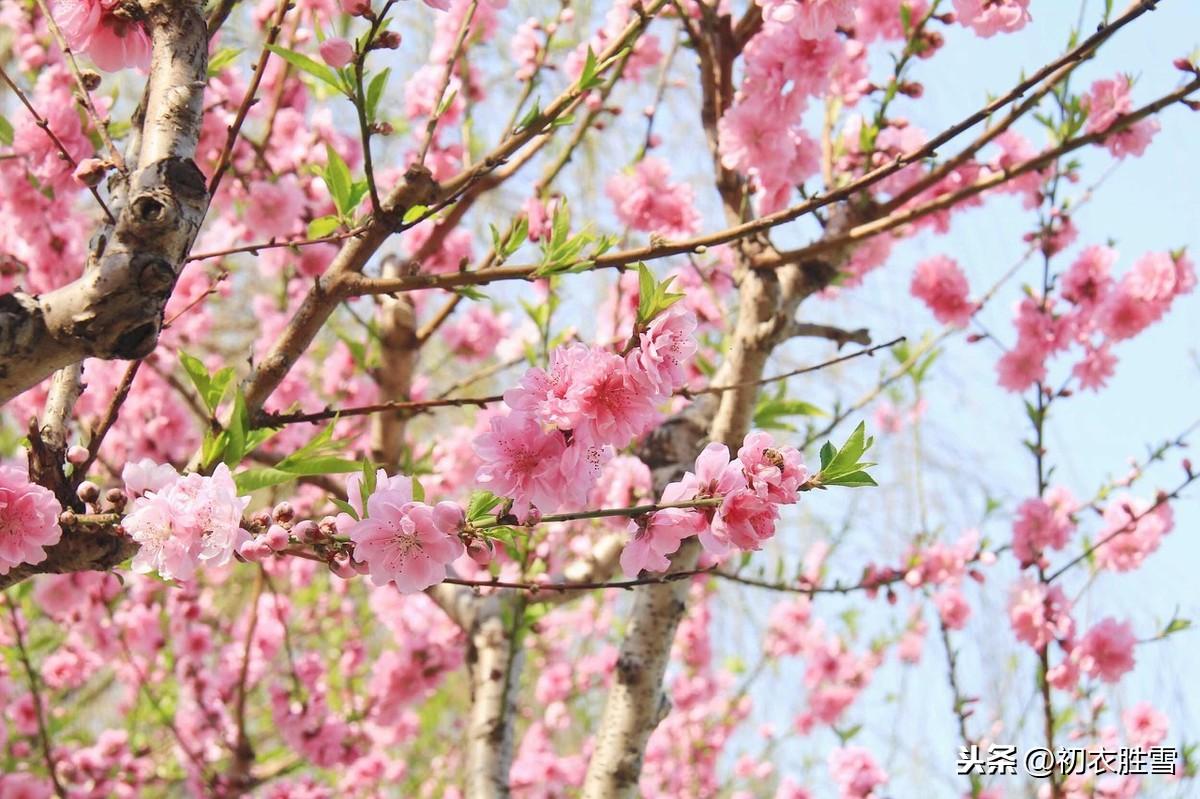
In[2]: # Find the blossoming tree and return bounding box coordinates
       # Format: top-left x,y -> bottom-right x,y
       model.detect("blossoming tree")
0,0 -> 1198,796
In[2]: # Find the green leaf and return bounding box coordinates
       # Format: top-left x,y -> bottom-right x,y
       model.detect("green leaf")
434,88 -> 458,118
402,204 -> 428,225
634,264 -> 685,326
265,44 -> 346,95
467,490 -> 503,522
516,99 -> 541,132
454,286 -> 489,301
0,115 -> 13,147
234,467 -> 297,494
207,47 -> 241,77
753,390 -> 827,432
579,47 -> 603,91
366,67 -> 391,123
816,422 -> 878,489
819,441 -> 835,471
411,476 -> 426,503
323,144 -> 353,216
179,352 -> 235,415
307,215 -> 342,239
331,497 -> 359,520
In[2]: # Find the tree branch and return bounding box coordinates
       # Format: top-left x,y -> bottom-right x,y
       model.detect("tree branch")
0,0 -> 209,403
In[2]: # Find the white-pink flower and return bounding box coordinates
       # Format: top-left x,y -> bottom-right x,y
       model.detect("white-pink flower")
54,0 -> 151,72
123,464 -> 249,581
0,465 -> 63,575
629,306 -> 698,397
346,478 -> 464,593
605,158 -> 700,239
1073,617 -> 1137,683
473,413 -> 569,518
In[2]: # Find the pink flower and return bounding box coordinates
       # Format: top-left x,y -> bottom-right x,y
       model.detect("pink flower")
1072,344 -> 1117,392
510,18 -> 542,80
620,508 -> 700,576
319,38 -> 355,69
828,746 -> 887,799
55,0 -> 151,71
713,487 -> 780,551
441,305 -> 510,360
1061,245 -> 1117,307
629,306 -> 699,396
244,176 -> 305,239
473,413 -> 569,518
121,458 -> 179,499
995,338 -> 1046,393
910,255 -> 974,327
1085,77 -> 1134,136
1008,578 -> 1074,650
605,158 -> 700,239
855,0 -> 928,42
1122,702 -> 1168,749
1073,618 -> 1136,683
1084,76 -> 1160,159
737,430 -> 807,504
658,442 -> 751,556
346,483 -> 465,592
523,195 -> 554,242
951,0 -> 1030,38
759,0 -> 858,40
0,773 -> 55,799
0,465 -> 63,575
718,94 -> 799,177
569,351 -> 662,448
1094,493 -> 1174,572
1011,488 -> 1076,566
933,587 -> 971,630
122,464 -> 249,581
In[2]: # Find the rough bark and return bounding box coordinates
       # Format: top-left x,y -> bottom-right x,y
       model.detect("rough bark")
465,596 -> 525,799
0,0 -> 209,403
370,258 -> 419,469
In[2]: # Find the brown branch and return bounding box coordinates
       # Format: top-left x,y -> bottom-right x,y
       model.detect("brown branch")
5,599 -> 67,798
0,0 -> 209,403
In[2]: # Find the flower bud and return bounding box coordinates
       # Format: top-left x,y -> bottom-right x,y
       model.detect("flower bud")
272,501 -> 295,524
80,70 -> 102,91
66,445 -> 89,465
319,37 -> 355,69
375,31 -> 402,50
433,501 -> 465,534
238,539 -> 270,562
73,158 -> 110,188
105,488 -> 127,510
264,524 -> 291,552
77,481 -> 100,504
466,537 -> 494,566
341,0 -> 370,15
292,519 -> 319,542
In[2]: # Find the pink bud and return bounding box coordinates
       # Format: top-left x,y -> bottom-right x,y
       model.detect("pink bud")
433,501 -> 465,533
72,158 -> 109,187
292,519 -> 319,542
341,0 -> 370,15
238,539 -> 269,562
264,524 -> 290,552
319,38 -> 355,69
376,31 -> 402,50
467,538 -> 494,566
66,445 -> 89,465
272,501 -> 295,523
77,481 -> 100,504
